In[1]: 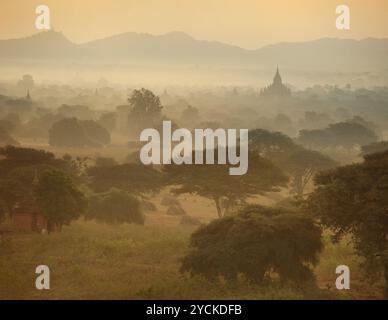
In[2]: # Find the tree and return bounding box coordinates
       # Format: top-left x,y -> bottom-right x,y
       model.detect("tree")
35,169 -> 87,232
248,129 -> 300,159
181,205 -> 323,284
180,105 -> 201,127
86,189 -> 144,225
307,151 -> 388,298
49,118 -> 111,147
0,177 -> 28,215
127,88 -> 163,136
49,118 -> 87,147
164,151 -> 288,218
0,145 -> 67,175
17,74 -> 34,92
281,149 -> 337,197
86,163 -> 163,195
0,146 -> 73,217
298,122 -> 378,149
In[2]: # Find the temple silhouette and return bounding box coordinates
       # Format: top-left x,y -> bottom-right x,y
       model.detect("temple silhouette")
260,68 -> 291,97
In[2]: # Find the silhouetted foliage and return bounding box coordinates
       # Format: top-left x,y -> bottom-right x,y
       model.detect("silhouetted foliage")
281,149 -> 337,197
164,151 -> 288,218
87,163 -> 163,194
0,146 -> 77,216
49,118 -> 111,147
86,189 -> 144,225
35,169 -> 87,231
249,129 -> 300,159
127,88 -> 163,135
298,122 -> 378,149
49,118 -> 87,147
307,151 -> 388,298
181,205 -> 322,284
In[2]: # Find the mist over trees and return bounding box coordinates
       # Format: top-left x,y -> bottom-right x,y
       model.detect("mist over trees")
298,122 -> 378,150
127,88 -> 163,137
1,66 -> 388,299
49,118 -> 111,147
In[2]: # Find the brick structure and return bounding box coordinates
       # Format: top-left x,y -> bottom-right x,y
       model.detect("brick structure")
12,212 -> 47,232
11,170 -> 59,233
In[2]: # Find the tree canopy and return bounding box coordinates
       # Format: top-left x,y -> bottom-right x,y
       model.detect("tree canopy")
298,122 -> 378,149
248,128 -> 299,159
86,189 -> 144,225
181,205 -> 323,284
281,149 -> 337,197
164,150 -> 288,218
127,88 -> 163,136
49,118 -> 111,147
307,151 -> 388,298
35,169 -> 87,231
86,163 -> 163,195
0,146 -> 80,217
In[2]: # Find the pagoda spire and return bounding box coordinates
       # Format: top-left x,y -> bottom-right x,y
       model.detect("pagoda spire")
273,67 -> 282,85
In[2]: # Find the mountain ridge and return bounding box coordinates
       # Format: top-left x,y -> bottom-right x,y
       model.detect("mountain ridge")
1,31 -> 387,71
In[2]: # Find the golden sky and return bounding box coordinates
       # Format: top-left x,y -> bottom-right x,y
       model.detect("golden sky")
1,0 -> 387,48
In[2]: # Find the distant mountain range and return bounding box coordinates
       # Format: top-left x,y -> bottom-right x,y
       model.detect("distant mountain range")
0,31 -> 387,72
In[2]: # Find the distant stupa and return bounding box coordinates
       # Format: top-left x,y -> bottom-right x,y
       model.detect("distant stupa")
26,89 -> 31,100
260,68 -> 291,97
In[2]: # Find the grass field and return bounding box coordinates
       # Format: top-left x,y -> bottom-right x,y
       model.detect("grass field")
0,172 -> 384,300
0,193 -> 384,300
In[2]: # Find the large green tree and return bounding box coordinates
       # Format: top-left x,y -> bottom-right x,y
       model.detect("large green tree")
307,151 -> 388,298
181,205 -> 323,284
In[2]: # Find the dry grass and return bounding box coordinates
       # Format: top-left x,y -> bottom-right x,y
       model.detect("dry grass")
0,194 -> 384,300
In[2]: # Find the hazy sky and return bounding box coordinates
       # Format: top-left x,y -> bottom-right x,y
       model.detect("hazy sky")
1,0 -> 387,48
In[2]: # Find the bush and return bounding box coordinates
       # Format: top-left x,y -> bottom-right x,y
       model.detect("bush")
86,189 -> 145,225
181,205 -> 323,284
